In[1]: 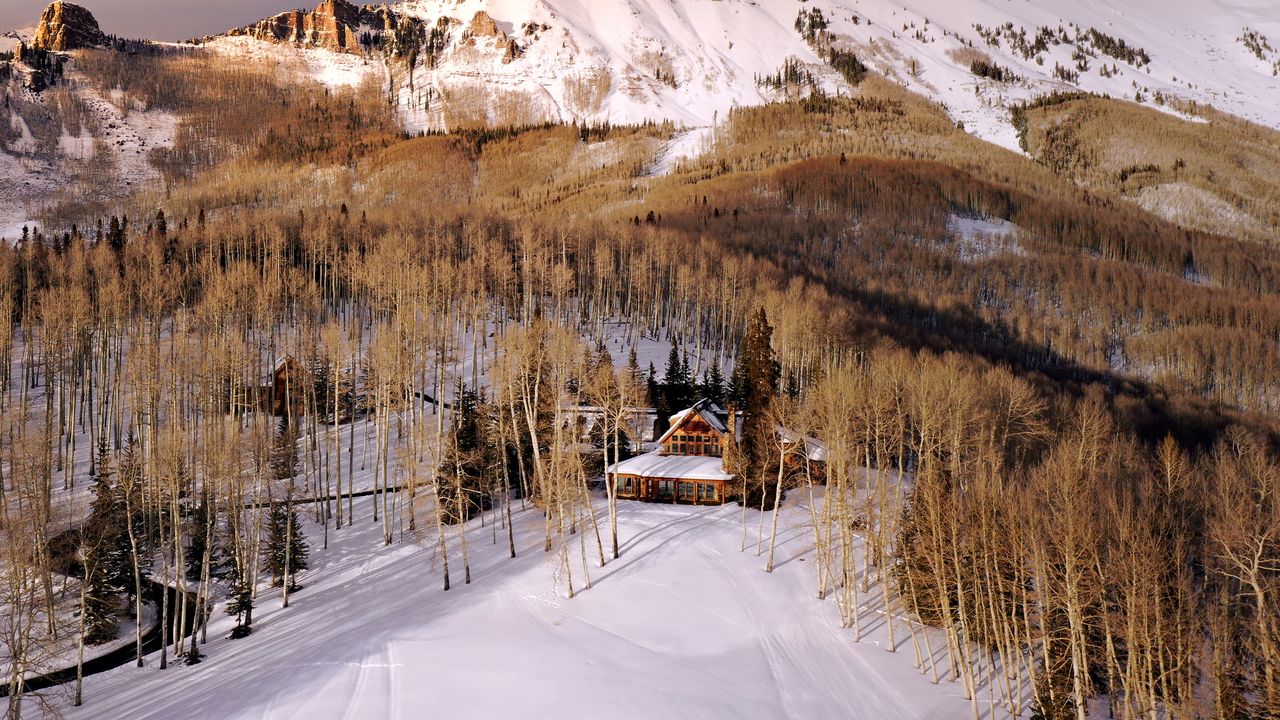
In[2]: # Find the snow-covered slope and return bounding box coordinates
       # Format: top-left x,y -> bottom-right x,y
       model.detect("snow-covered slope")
0,25 -> 37,54
52,496 -> 987,720
204,0 -> 1280,151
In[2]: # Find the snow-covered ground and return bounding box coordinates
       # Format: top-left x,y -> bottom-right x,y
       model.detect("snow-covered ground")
0,72 -> 179,243
946,213 -> 1025,263
44,495 -> 991,719
0,25 -> 35,55
650,125 -> 716,176
0,587 -> 155,683
199,0 -> 1280,154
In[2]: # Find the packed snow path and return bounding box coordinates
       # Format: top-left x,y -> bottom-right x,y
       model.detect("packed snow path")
51,497 -> 990,719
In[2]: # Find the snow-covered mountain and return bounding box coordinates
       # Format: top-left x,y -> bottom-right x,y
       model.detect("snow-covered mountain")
4,0 -> 1280,238
200,0 -> 1280,151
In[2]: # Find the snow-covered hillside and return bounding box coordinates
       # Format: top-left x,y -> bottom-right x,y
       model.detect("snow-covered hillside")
52,496 -> 988,720
204,0 -> 1280,152
0,25 -> 36,54
6,0 -> 1280,238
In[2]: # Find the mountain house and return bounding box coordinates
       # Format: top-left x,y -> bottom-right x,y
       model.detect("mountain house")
608,400 -> 827,505
268,355 -> 309,417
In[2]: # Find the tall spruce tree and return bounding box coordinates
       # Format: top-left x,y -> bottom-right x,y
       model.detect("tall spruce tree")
82,440 -> 128,644
226,562 -> 254,638
265,421 -> 308,590
735,308 -> 780,504
659,345 -> 696,428
626,347 -> 645,399
439,384 -> 490,522
702,356 -> 726,406
265,502 -> 308,590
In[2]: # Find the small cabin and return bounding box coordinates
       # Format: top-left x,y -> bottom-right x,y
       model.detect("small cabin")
268,355 -> 308,417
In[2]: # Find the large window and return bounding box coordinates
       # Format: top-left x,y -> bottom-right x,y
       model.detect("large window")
665,431 -> 723,457
698,483 -> 718,502
617,476 -> 635,495
679,482 -> 696,501
658,480 -> 675,499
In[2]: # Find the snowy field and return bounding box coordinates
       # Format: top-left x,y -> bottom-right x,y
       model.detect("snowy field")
42,494 -> 991,720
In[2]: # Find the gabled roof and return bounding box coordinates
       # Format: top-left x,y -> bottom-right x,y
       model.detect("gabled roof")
776,426 -> 829,462
656,399 -> 729,445
654,400 -> 829,462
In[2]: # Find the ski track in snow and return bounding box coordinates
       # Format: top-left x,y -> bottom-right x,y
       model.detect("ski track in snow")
39,491 -> 1006,719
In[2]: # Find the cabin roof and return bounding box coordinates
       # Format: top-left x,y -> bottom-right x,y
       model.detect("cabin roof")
777,426 -> 829,462
656,399 -> 731,445
655,401 -> 828,461
607,452 -> 733,482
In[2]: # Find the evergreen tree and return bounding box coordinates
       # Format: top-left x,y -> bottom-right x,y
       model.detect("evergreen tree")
82,440 -> 129,644
185,498 -> 221,581
734,308 -> 780,505
784,368 -> 801,399
626,347 -> 646,400
264,501 -> 309,590
226,562 -> 254,638
701,356 -> 726,406
729,355 -> 747,407
594,340 -> 612,373
647,361 -> 661,426
107,215 -> 125,254
438,384 -> 491,522
264,421 -> 308,589
661,345 -> 695,412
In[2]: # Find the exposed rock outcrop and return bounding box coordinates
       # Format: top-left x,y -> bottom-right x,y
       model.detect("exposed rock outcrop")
29,1 -> 106,52
468,11 -> 502,38
464,11 -> 520,63
225,0 -> 414,55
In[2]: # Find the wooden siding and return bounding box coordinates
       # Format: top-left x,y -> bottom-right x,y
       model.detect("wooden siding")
614,474 -> 725,505
660,414 -> 723,457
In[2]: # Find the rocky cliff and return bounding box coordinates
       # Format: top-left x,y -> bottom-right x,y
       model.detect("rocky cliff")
29,1 -> 106,52
226,0 -> 411,55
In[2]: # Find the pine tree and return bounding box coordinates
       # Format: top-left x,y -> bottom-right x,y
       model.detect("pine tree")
439,384 -> 490,522
265,501 -> 309,590
647,361 -> 662,430
226,562 -> 254,638
660,345 -> 695,421
81,441 -> 128,644
702,356 -> 726,406
264,421 -> 308,590
733,308 -> 780,506
185,499 -> 220,581
626,347 -> 646,400
594,340 -> 612,373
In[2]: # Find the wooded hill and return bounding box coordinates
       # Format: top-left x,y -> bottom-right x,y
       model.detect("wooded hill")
4,45 -> 1280,719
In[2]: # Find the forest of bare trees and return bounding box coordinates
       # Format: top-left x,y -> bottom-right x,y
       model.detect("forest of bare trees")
2,40 -> 1279,719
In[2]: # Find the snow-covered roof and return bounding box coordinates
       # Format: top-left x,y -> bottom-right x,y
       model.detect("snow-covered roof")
608,452 -> 733,482
656,399 -> 730,445
655,401 -> 827,462
777,426 -> 829,463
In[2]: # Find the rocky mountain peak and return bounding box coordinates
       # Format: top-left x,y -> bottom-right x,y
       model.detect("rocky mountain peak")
467,11 -> 503,39
30,1 -> 106,52
224,0 -> 410,55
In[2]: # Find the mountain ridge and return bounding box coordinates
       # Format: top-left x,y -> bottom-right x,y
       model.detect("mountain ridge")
182,0 -> 1280,150
6,0 -> 1280,148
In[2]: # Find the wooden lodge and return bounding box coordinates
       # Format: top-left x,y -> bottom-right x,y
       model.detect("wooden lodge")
609,400 -> 733,505
608,399 -> 828,506
267,355 -> 308,417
